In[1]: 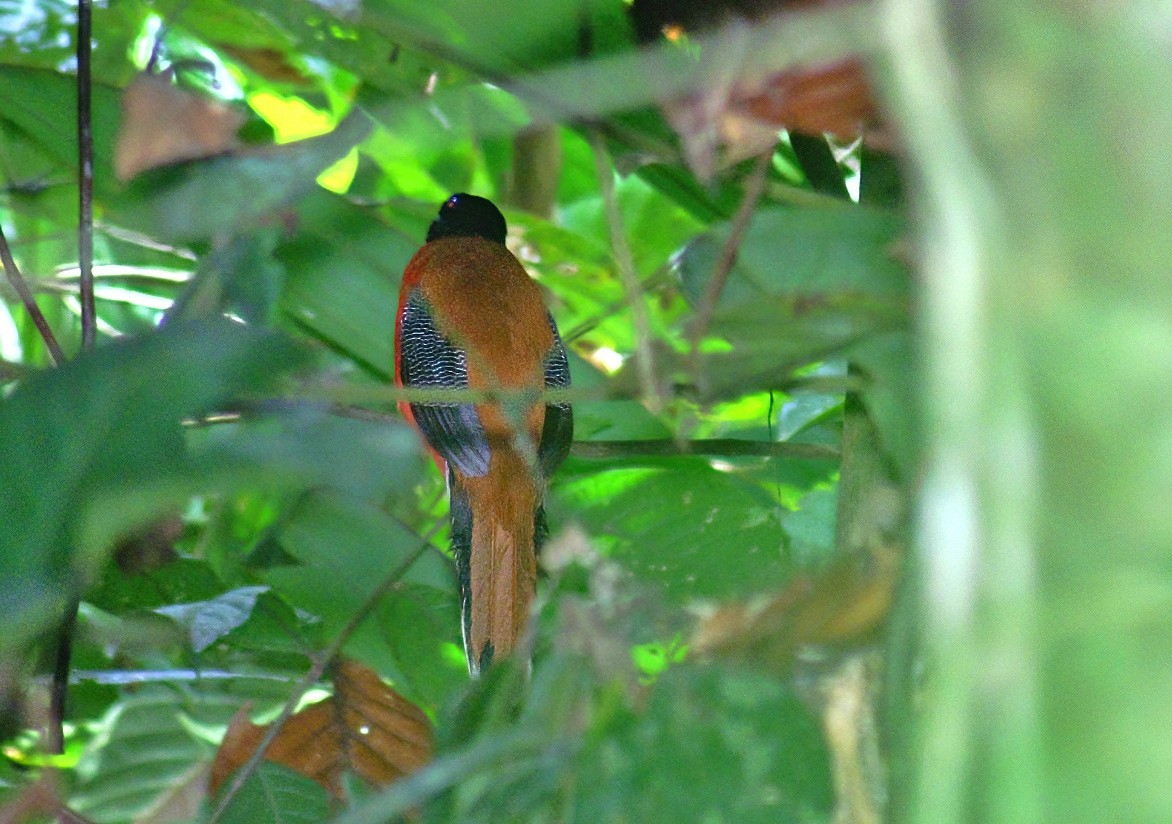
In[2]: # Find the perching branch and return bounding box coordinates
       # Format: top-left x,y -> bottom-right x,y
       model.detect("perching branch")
571,438 -> 839,461
192,400 -> 839,462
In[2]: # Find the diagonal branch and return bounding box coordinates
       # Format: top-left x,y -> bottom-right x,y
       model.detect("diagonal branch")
0,223 -> 66,365
686,150 -> 773,381
588,129 -> 662,412
207,523 -> 441,824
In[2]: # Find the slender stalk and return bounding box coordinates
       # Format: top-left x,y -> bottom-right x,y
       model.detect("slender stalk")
588,129 -> 661,411
686,151 -> 773,380
207,530 -> 438,824
77,0 -> 95,349
46,1 -> 95,779
0,224 -> 65,364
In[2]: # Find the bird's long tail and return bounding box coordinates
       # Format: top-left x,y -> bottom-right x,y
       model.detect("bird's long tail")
450,452 -> 541,676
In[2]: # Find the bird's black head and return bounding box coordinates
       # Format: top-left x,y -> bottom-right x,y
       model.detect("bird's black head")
426,193 -> 507,244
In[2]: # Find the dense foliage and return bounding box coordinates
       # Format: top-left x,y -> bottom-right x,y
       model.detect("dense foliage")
2,1 -> 1169,823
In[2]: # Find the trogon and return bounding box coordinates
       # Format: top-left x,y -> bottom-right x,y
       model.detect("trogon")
394,193 -> 573,676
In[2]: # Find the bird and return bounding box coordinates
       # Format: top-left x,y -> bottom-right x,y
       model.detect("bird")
394,193 -> 573,677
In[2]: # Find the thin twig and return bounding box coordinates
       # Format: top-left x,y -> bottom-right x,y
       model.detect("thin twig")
44,598 -> 79,756
588,129 -> 661,411
207,527 -> 440,824
562,261 -> 675,345
47,2 -> 95,777
571,438 -> 839,461
266,383 -> 599,410
687,151 -> 773,381
0,224 -> 65,364
77,0 -> 94,350
192,401 -> 840,461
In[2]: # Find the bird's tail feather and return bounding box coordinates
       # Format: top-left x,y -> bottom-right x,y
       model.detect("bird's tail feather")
451,460 -> 540,677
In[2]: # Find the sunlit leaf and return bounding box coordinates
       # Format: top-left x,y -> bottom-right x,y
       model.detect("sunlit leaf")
109,111 -> 371,243
552,458 -> 791,603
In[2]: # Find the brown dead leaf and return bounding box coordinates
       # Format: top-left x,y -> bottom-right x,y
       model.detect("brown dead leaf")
0,773 -> 59,824
692,541 -> 900,669
216,45 -> 310,85
209,659 -> 432,799
630,0 -> 893,177
114,72 -> 246,182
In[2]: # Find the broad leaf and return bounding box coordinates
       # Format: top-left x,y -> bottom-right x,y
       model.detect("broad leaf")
0,320 -> 305,651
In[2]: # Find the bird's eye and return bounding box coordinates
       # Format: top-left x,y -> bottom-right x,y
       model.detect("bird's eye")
445,195 -> 460,209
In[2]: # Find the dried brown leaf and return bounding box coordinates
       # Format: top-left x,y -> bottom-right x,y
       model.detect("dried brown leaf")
114,72 -> 246,182
216,46 -> 310,85
209,659 -> 432,799
692,542 -> 900,668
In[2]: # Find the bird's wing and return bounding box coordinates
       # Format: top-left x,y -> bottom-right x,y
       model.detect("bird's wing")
538,311 -> 573,481
398,289 -> 491,477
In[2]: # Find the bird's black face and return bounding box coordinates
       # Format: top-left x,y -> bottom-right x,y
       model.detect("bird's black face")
426,193 -> 508,244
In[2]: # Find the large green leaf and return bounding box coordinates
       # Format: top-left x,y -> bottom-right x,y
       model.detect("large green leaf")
217,762 -> 333,824
265,492 -> 462,707
71,683 -> 287,824
0,65 -> 121,194
191,410 -> 424,503
276,190 -> 414,374
0,320 -> 305,651
551,457 -> 791,603
668,205 -> 912,401
572,663 -> 834,823
677,205 -> 908,308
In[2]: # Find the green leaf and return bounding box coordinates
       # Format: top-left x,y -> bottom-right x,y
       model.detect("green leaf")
71,685 -> 254,822
678,204 -> 908,307
0,66 -> 121,194
86,558 -> 228,614
567,353 -> 672,441
552,458 -> 791,603
277,190 -> 414,374
192,410 -> 424,503
216,761 -> 332,824
0,319 -> 306,652
109,111 -> 372,244
265,492 -> 461,706
784,487 -> 840,569
846,329 -> 918,480
573,663 -> 834,823
155,585 -> 270,653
